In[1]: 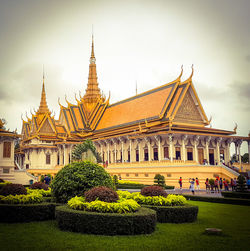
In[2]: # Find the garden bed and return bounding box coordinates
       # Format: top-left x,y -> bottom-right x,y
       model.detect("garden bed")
0,202 -> 58,223
142,204 -> 198,223
55,205 -> 156,235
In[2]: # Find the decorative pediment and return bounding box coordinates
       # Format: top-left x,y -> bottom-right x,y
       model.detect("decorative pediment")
39,118 -> 55,134
174,89 -> 204,124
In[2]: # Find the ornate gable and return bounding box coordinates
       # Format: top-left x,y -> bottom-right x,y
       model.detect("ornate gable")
39,118 -> 55,134
174,89 -> 204,124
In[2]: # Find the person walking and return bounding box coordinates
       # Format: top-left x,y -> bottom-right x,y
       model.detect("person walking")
189,178 -> 195,195
195,178 -> 200,191
223,178 -> 229,191
214,178 -> 219,193
219,178 -> 223,191
178,177 -> 183,190
44,175 -> 51,186
205,178 -> 210,193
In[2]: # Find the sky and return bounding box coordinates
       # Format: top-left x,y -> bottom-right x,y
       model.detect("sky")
0,0 -> 249,153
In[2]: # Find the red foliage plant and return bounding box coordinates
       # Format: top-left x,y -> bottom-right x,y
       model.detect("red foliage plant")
84,186 -> 119,203
30,182 -> 49,190
141,185 -> 167,197
0,184 -> 27,196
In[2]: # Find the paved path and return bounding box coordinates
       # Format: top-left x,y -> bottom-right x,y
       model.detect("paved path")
119,188 -> 224,197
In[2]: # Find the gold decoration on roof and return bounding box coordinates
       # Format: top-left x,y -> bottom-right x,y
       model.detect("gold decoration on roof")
37,75 -> 50,115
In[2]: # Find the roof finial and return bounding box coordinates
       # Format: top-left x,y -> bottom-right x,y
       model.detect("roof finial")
177,65 -> 183,80
188,64 -> 194,80
37,67 -> 50,114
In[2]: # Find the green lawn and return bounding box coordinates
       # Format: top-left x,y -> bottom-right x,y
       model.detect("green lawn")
0,201 -> 249,251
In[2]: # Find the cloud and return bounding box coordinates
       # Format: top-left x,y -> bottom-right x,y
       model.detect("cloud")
229,81 -> 250,101
246,55 -> 250,63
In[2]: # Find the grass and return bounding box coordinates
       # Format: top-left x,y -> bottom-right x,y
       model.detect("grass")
0,201 -> 249,251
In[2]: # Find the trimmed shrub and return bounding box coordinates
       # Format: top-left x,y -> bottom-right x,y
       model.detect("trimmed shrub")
154,174 -> 166,187
143,204 -> 198,223
0,180 -> 11,189
0,184 -> 27,196
30,182 -> 49,190
68,196 -> 140,213
0,193 -> 43,204
0,179 -> 4,182
117,183 -> 145,189
56,205 -> 156,235
85,186 -> 119,203
236,175 -> 247,192
51,161 -> 114,203
141,185 -> 167,197
222,191 -> 250,199
0,203 -> 58,223
27,187 -> 52,197
117,191 -> 186,206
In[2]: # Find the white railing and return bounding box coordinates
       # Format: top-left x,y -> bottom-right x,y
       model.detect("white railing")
221,164 -> 239,177
14,160 -> 22,170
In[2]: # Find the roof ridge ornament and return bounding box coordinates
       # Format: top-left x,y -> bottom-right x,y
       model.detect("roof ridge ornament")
177,65 -> 183,81
188,64 -> 194,81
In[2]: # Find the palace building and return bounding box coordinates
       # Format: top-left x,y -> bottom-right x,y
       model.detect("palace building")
17,37 -> 250,188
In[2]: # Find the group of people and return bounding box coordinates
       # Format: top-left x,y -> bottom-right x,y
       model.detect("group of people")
178,177 -> 200,195
178,176 -> 240,194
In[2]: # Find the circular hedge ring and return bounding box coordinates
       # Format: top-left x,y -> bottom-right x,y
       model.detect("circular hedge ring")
0,203 -> 58,223
142,204 -> 198,223
55,206 -> 156,235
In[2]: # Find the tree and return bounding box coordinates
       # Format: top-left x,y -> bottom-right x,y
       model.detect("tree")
236,174 -> 247,192
242,153 -> 249,163
51,161 -> 114,203
154,174 -> 166,187
72,139 -> 102,163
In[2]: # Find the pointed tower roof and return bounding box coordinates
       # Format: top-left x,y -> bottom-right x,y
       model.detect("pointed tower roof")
82,35 -> 102,104
37,72 -> 50,115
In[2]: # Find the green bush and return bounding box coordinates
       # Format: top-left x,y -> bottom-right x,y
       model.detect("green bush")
51,161 -> 114,203
112,175 -> 119,187
222,191 -> 250,199
30,182 -> 48,190
84,186 -> 119,203
117,191 -> 186,206
0,180 -> 11,189
56,205 -> 156,235
143,204 -> 198,223
0,184 -> 27,196
0,203 -> 58,223
154,174 -> 166,187
27,187 -> 52,197
0,193 -> 43,204
141,185 -> 167,197
116,183 -> 145,189
236,175 -> 247,192
68,196 -> 140,213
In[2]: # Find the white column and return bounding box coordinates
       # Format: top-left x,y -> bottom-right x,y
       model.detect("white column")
216,138 -> 222,165
63,144 -> 67,165
194,136 -> 199,163
169,134 -> 173,162
238,140 -> 243,171
205,136 -> 211,164
248,141 -> 250,164
137,139 -> 143,162
129,139 -> 132,162
235,142 -> 238,161
182,135 -> 187,162
156,136 -> 162,161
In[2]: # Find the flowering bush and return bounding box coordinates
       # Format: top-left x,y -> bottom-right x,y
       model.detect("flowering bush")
118,180 -> 141,185
67,196 -> 140,213
0,193 -> 43,204
27,187 -> 52,197
30,182 -> 49,190
84,186 -> 118,203
141,185 -> 167,197
0,184 -> 27,196
117,191 -> 186,206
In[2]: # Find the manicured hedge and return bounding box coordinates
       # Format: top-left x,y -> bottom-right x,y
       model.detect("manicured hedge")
56,205 -> 156,235
143,204 -> 198,223
221,191 -> 250,199
0,203 -> 58,223
117,184 -> 145,189
181,194 -> 250,206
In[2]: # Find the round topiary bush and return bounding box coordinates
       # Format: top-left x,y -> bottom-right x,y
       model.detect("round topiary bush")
0,184 -> 27,196
85,186 -> 119,203
51,161 -> 114,203
30,182 -> 49,190
141,185 -> 167,197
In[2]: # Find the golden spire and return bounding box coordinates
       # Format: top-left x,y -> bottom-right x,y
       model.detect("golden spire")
82,35 -> 102,104
37,69 -> 50,114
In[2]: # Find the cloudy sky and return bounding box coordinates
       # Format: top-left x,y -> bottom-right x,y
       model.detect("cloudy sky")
0,0 -> 249,153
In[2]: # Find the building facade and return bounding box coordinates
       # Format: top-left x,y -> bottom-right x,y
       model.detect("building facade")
18,38 -> 250,187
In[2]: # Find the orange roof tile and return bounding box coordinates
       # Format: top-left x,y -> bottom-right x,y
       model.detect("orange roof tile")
96,82 -> 177,131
